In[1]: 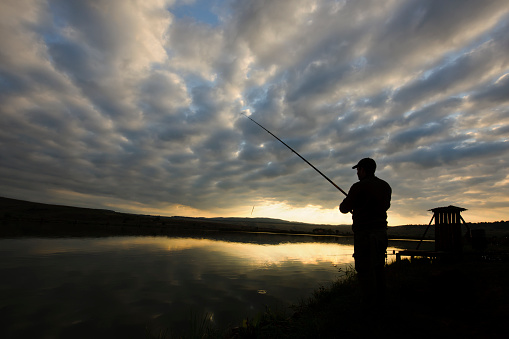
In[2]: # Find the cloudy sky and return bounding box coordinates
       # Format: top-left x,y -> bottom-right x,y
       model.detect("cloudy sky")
1,0 -> 508,226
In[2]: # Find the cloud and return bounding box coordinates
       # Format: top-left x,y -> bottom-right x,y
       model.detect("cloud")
1,0 -> 509,225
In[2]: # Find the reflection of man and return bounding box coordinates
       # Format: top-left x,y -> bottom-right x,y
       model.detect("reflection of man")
339,158 -> 391,307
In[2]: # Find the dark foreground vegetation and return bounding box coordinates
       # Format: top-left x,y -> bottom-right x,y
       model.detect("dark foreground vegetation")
251,258 -> 508,338
150,255 -> 509,339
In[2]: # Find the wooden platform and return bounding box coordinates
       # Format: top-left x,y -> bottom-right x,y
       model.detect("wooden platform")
395,250 -> 449,261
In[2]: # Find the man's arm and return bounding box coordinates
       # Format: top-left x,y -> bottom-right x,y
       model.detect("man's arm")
339,186 -> 355,214
339,198 -> 351,214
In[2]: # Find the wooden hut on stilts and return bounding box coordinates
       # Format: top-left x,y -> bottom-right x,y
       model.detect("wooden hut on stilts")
429,205 -> 469,253
396,205 -> 470,261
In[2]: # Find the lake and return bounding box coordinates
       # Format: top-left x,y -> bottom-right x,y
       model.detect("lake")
0,233 -> 431,338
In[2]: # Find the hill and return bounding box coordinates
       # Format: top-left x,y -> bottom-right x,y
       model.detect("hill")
1,197 -> 507,240
0,197 -> 349,237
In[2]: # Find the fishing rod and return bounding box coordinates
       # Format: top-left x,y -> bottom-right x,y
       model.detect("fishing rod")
241,113 -> 347,196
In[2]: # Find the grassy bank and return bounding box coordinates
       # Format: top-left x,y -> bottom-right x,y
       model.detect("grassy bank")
277,257 -> 509,339
156,255 -> 509,339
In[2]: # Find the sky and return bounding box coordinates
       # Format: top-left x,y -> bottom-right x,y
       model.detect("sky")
1,0 -> 508,226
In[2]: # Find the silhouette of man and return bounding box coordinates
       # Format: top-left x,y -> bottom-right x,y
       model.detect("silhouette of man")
339,158 -> 391,307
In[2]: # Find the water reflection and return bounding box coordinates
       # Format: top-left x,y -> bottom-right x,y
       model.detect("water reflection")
0,235 -> 417,338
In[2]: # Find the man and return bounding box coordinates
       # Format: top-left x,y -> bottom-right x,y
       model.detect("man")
339,157 -> 392,307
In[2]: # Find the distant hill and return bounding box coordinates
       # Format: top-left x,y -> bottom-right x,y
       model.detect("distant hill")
0,197 -> 349,237
1,197 -> 507,239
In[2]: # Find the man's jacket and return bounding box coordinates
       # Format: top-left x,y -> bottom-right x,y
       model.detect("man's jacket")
340,175 -> 392,232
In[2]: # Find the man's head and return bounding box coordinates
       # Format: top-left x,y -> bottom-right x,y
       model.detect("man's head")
353,158 -> 376,180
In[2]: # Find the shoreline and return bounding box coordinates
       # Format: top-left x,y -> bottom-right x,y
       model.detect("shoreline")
199,256 -> 509,339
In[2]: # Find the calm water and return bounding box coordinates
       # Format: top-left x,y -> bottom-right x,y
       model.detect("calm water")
0,233 -> 428,338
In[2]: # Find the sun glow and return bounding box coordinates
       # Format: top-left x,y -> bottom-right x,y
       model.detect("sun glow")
246,202 -> 349,225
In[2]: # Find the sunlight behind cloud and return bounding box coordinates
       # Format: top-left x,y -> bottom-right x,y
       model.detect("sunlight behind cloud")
250,201 -> 351,225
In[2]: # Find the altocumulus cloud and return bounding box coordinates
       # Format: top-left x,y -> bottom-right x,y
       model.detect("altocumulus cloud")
1,0 -> 508,225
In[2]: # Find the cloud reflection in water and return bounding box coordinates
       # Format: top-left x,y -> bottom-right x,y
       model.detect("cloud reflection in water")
0,235 -> 366,337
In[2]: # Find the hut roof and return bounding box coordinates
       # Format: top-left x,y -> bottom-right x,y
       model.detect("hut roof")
428,205 -> 467,212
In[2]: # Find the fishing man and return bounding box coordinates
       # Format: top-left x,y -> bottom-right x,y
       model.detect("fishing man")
339,158 -> 392,307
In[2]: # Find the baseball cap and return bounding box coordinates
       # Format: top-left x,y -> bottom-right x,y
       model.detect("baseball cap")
352,157 -> 376,173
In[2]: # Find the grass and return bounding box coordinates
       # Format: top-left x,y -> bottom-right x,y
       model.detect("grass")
151,253 -> 509,339
145,311 -> 222,339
